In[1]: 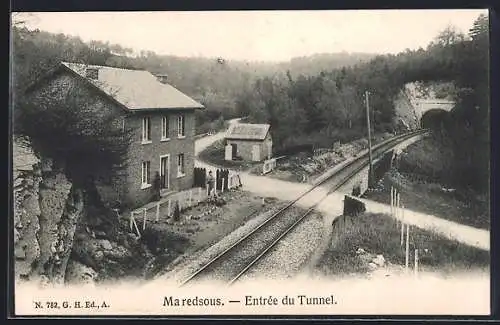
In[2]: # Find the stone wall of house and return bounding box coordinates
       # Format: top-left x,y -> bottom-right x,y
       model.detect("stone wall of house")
124,109 -> 196,208
26,70 -> 129,209
26,70 -> 198,210
226,139 -> 266,162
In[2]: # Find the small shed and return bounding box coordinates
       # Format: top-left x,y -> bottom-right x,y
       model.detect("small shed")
225,123 -> 272,162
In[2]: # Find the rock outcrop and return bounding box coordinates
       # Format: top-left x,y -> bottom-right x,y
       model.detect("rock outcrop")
14,140 -> 84,286
13,138 -> 154,286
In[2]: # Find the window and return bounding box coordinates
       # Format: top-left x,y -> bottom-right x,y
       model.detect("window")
161,116 -> 169,140
177,153 -> 185,177
142,117 -> 151,143
141,161 -> 151,188
177,114 -> 185,138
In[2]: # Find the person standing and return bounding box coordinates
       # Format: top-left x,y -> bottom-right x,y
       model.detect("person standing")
152,171 -> 161,201
206,170 -> 215,196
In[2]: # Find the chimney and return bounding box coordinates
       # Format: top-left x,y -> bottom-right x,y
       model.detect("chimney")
156,73 -> 168,84
85,67 -> 99,80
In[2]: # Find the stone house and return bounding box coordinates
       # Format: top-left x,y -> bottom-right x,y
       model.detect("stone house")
24,62 -> 204,208
225,123 -> 272,161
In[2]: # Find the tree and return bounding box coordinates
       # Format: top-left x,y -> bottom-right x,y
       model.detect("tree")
429,24 -> 466,48
469,13 -> 488,42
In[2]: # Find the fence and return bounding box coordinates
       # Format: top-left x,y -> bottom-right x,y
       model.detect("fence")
194,130 -> 217,139
129,171 -> 243,236
390,186 -> 420,277
193,167 -> 207,188
129,186 -> 209,237
195,168 -> 240,191
216,169 -> 229,191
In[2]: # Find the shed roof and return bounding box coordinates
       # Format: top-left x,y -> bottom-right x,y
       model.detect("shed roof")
225,123 -> 270,141
60,62 -> 204,111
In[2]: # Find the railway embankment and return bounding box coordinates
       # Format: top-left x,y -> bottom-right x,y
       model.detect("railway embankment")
363,134 -> 489,230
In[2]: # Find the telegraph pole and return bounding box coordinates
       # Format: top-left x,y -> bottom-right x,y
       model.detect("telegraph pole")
365,91 -> 374,186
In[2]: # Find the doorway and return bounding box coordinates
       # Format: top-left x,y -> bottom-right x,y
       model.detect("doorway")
160,155 -> 170,190
231,143 -> 237,158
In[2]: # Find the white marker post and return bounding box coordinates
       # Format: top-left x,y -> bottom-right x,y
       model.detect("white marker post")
168,199 -> 171,217
414,249 -> 419,277
156,203 -> 160,222
405,223 -> 410,272
390,187 -> 394,217
198,187 -> 202,203
143,208 -> 147,231
399,196 -> 404,247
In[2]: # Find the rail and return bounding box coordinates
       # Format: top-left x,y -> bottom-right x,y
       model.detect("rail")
179,129 -> 428,286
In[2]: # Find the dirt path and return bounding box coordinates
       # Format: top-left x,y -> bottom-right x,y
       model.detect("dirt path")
302,213 -> 338,273
194,125 -> 490,252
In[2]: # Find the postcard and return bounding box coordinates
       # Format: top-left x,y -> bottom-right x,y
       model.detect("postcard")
10,9 -> 491,318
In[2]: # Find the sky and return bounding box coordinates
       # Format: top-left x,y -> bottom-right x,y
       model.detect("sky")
13,10 -> 488,62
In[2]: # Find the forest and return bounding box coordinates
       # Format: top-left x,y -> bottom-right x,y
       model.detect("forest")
10,18 -> 376,135
11,13 -> 489,193
235,15 -> 489,192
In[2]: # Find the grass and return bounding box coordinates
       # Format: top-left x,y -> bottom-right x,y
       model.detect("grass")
398,134 -> 456,184
317,212 -> 489,277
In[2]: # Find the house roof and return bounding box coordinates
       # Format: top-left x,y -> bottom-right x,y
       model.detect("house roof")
225,123 -> 270,141
60,62 -> 204,111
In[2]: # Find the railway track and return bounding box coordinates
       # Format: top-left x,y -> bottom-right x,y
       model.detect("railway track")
180,129 -> 428,286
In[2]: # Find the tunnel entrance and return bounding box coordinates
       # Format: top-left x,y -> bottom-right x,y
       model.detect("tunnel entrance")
421,109 -> 449,130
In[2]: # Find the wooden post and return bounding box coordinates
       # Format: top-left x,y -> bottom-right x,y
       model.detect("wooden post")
143,208 -> 147,231
365,90 -> 374,187
156,203 -> 160,222
129,212 -> 133,231
414,249 -> 419,277
399,198 -> 404,247
133,218 -> 141,238
405,223 -> 410,272
168,199 -> 171,217
390,187 -> 394,217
